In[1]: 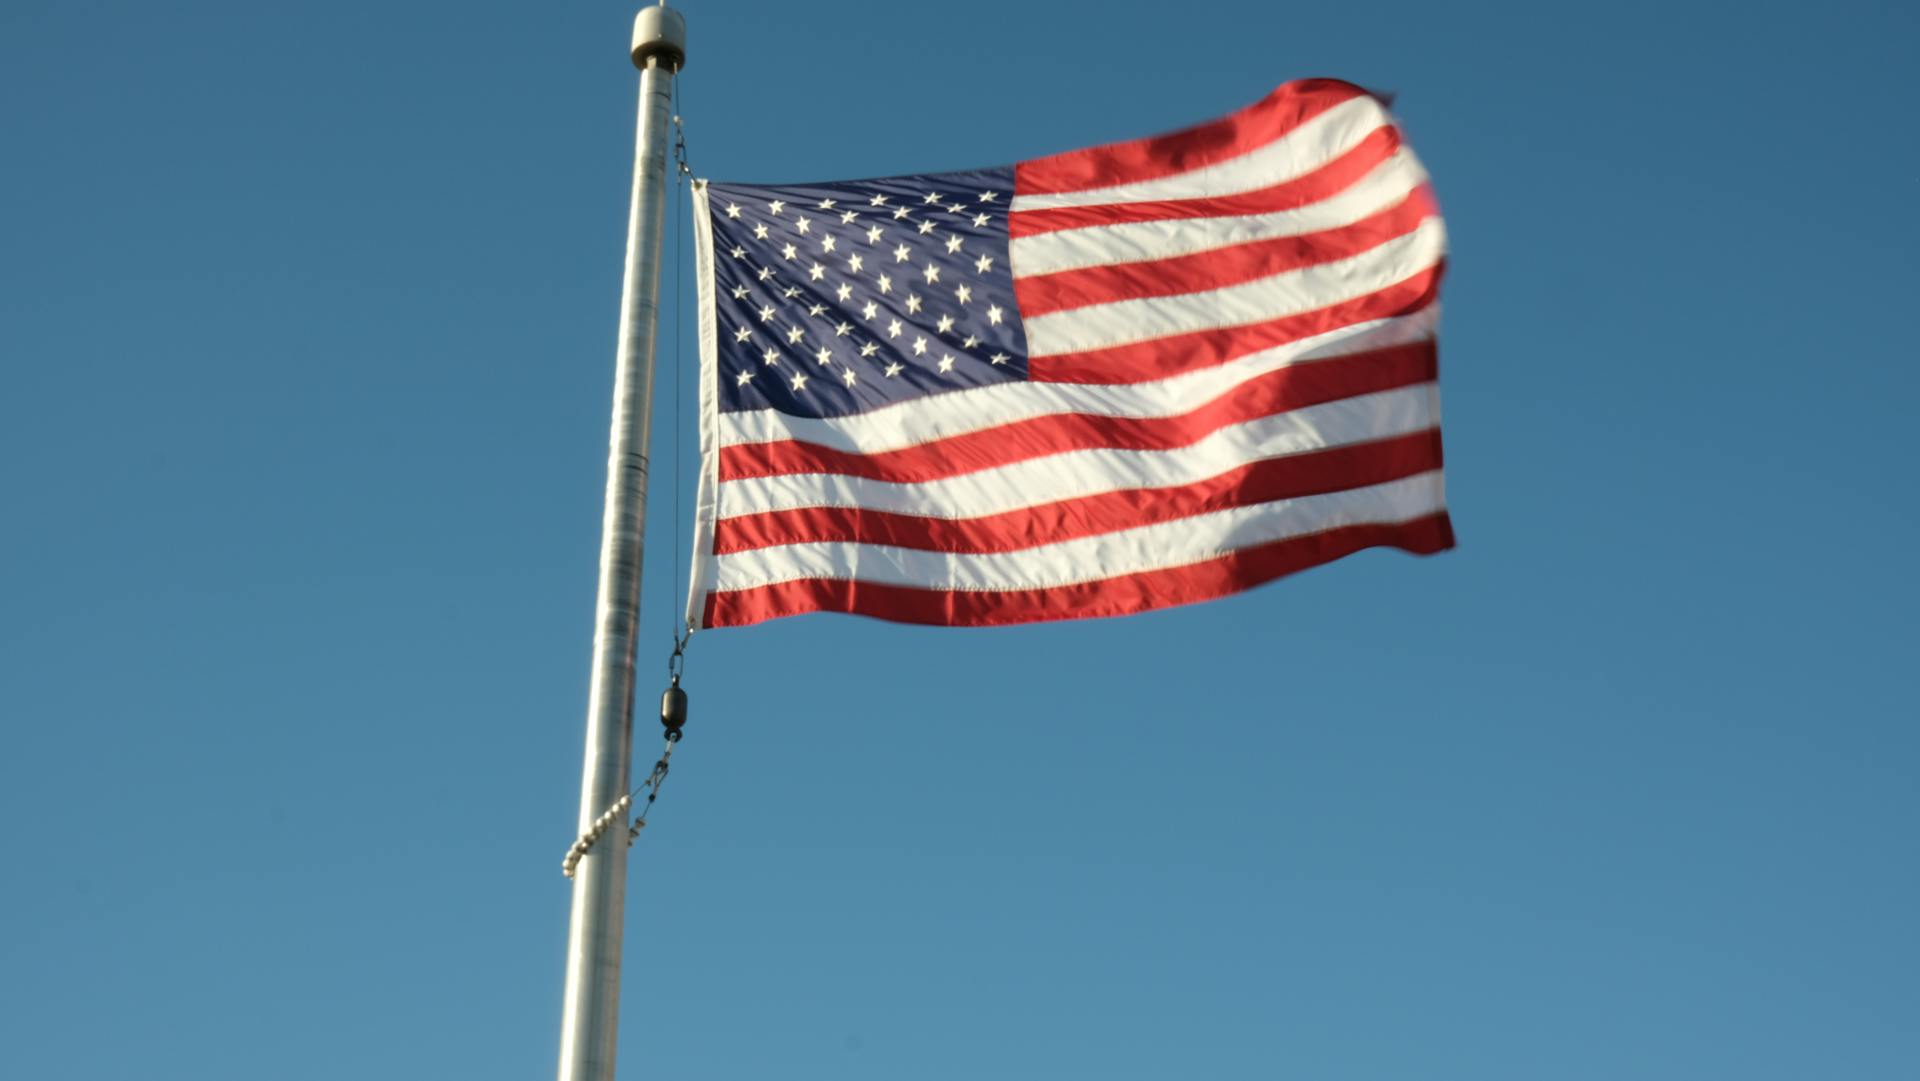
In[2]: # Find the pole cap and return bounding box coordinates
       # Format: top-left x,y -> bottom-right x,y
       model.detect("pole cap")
631,5 -> 687,70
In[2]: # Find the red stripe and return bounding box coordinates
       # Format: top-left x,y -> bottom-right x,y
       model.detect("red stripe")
717,429 -> 1443,556
1032,263 -> 1445,385
703,512 -> 1455,628
1015,185 -> 1437,318
1014,79 -> 1371,196
1010,125 -> 1402,240
721,341 -> 1436,484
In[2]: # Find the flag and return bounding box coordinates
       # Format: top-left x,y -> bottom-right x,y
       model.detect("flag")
684,78 -> 1452,629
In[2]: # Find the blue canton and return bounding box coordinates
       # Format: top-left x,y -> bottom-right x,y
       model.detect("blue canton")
708,168 -> 1028,419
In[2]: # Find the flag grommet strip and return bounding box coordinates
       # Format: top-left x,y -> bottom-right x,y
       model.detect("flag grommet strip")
683,178 -> 723,631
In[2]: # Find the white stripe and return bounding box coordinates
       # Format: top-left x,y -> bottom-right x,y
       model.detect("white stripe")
1009,149 -> 1429,278
1009,96 -> 1391,211
715,305 -> 1439,453
717,384 -> 1437,519
712,471 -> 1445,593
1024,217 -> 1446,358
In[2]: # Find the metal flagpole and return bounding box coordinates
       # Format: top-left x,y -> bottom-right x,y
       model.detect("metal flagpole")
556,6 -> 685,1081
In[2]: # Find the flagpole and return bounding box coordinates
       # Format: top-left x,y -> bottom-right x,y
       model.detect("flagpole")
556,7 -> 685,1081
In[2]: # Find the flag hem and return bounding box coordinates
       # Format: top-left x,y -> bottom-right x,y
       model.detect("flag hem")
683,178 -> 722,632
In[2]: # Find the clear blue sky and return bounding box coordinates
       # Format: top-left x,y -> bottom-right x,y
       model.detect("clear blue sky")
3,1 -> 1915,1078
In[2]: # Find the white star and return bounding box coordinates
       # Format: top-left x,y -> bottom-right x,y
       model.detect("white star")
836,283 -> 853,302
990,351 -> 1009,365
817,198 -> 836,210
973,212 -> 990,227
840,210 -> 858,225
790,370 -> 808,391
923,263 -> 941,283
923,191 -> 942,204
892,206 -> 912,220
947,203 -> 966,214
758,304 -> 775,322
955,284 -> 973,305
861,301 -> 879,319
866,225 -> 884,244
974,254 -> 994,274
835,321 -> 852,337
735,369 -> 754,386
979,191 -> 999,203
962,334 -> 980,348
762,346 -> 780,365
757,266 -> 774,282
808,263 -> 826,281
916,220 -> 936,235
808,302 -> 827,316
944,235 -> 963,254
733,326 -> 752,343
730,284 -> 749,299
730,245 -> 746,259
841,367 -> 858,386
937,353 -> 956,373
877,273 -> 893,294
987,304 -> 1004,325
887,319 -> 903,338
893,244 -> 911,263
884,361 -> 904,377
752,223 -> 769,240
725,203 -> 743,218
936,313 -> 954,333
848,253 -> 864,273
906,293 -> 923,314
786,325 -> 805,343
795,215 -> 812,235
869,193 -> 889,206
860,341 -> 880,357
815,346 -> 833,366
768,199 -> 786,215
821,235 -> 837,253
784,286 -> 801,298
912,336 -> 928,356
781,243 -> 798,261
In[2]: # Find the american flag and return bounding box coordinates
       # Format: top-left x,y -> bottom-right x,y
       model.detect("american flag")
685,79 -> 1452,629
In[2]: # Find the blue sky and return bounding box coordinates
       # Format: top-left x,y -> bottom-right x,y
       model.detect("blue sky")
2,1 -> 1915,1078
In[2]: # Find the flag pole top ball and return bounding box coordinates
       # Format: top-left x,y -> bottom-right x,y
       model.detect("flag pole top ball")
631,5 -> 686,71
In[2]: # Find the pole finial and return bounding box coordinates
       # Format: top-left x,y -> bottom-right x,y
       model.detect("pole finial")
631,5 -> 686,71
